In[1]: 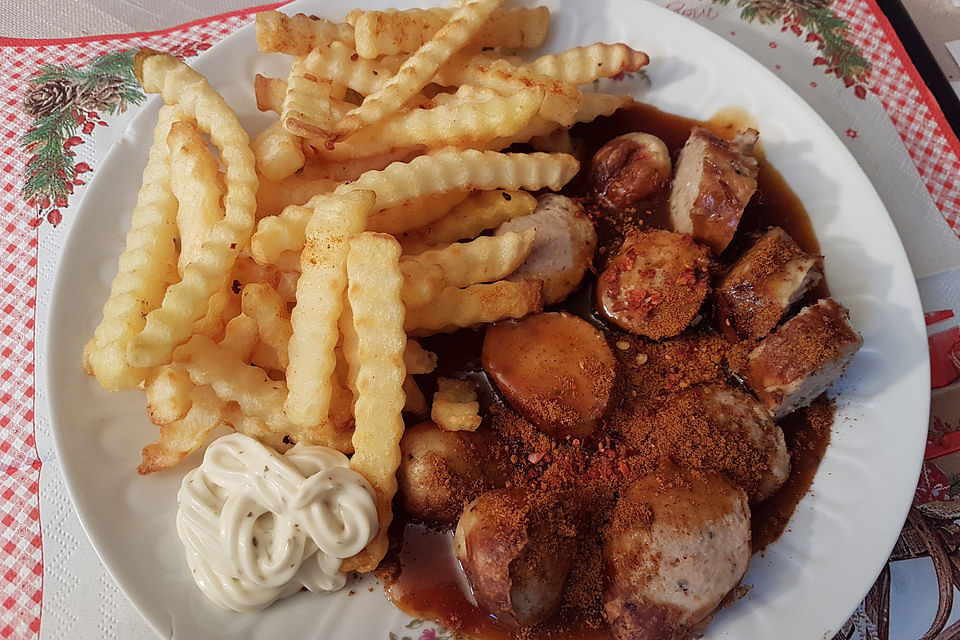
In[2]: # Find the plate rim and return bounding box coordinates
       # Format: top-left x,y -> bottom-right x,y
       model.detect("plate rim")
44,0 -> 931,637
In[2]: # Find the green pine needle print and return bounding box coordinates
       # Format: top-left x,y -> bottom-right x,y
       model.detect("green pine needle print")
714,0 -> 871,95
20,48 -> 145,227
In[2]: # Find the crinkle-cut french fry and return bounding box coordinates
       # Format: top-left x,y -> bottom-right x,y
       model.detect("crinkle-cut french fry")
481,92 -> 633,151
83,104 -> 182,391
220,312 -> 260,360
129,51 -> 258,368
286,191 -> 373,429
220,407 -> 289,452
255,11 -> 355,55
257,174 -> 339,219
300,146 -> 417,182
398,258 -> 446,309
352,6 -> 549,58
399,189 -> 536,254
279,275 -> 299,307
576,91 -> 635,122
426,88 -> 488,108
309,90 -> 541,162
193,264 -> 239,341
404,340 -> 437,375
480,117 -> 558,151
437,54 -> 582,127
254,75 -> 287,113
367,189 -> 470,235
426,83 -> 501,108
241,283 -> 292,368
167,121 -> 223,276
231,255 -> 282,291
145,366 -> 194,426
174,334 -> 290,450
431,378 -> 481,431
343,149 -> 578,208
403,230 -> 535,304
252,202 -> 313,265
252,150 -> 576,262
403,375 -> 428,417
405,279 -> 543,336
530,128 -> 572,154
251,339 -> 283,373
138,384 -> 225,475
342,232 -> 406,572
282,58 -> 340,139
252,120 -> 306,183
399,231 -> 534,307
523,43 -> 649,85
255,75 -> 354,120
269,250 -> 302,273
326,347 -> 357,454
336,0 -> 505,139
138,313 -> 257,475
300,41 -> 398,96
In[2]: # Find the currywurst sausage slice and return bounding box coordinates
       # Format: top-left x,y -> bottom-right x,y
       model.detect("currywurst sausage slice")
496,194 -> 597,305
669,126 -> 759,255
482,312 -> 616,441
603,465 -> 751,640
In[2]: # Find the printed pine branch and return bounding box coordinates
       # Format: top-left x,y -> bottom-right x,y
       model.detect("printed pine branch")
709,0 -> 871,90
19,48 -> 144,224
22,107 -> 76,204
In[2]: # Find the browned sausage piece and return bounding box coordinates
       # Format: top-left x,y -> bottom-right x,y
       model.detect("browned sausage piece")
716,227 -> 824,341
652,382 -> 790,502
603,465 -> 751,640
669,127 -> 759,255
455,489 -> 580,627
496,194 -> 598,305
733,297 -> 863,419
591,132 -> 672,210
597,229 -> 712,340
482,312 -> 616,440
397,422 -> 504,525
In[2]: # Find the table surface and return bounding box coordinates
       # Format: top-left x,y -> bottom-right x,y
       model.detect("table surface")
3,2 -> 960,640
4,0 -> 263,38
901,0 -> 960,82
8,0 -> 960,103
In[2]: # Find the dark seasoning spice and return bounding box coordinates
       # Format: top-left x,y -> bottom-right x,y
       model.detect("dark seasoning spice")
377,102 -> 835,640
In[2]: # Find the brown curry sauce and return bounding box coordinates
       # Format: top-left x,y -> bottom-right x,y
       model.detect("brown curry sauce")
376,102 -> 834,639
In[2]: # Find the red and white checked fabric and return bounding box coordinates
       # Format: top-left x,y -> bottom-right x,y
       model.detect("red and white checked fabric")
0,1 -> 957,638
0,5 -> 279,638
835,0 -> 960,229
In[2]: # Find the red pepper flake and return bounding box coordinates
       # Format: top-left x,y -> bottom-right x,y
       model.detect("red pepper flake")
676,269 -> 697,286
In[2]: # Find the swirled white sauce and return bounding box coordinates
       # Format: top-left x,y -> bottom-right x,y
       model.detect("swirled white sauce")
176,432 -> 378,612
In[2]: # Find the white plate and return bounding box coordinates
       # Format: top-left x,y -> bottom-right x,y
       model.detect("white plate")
47,0 -> 930,638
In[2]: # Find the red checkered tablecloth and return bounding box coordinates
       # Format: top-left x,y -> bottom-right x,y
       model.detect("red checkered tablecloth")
0,1 -> 958,638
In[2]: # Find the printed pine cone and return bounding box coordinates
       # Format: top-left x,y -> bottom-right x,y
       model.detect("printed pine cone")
748,0 -> 831,17
22,78 -> 78,118
76,76 -> 126,112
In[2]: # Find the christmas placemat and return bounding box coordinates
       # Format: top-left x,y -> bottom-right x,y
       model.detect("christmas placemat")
0,1 -> 958,638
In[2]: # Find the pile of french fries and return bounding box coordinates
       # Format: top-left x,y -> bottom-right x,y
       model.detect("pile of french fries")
82,0 -> 648,572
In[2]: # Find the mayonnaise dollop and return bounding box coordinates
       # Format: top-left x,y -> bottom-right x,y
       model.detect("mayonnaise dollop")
176,432 -> 378,612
